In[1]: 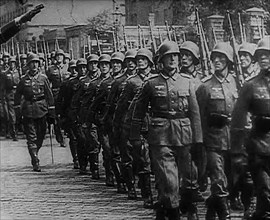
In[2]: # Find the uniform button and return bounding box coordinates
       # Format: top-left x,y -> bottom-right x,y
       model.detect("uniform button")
228,105 -> 231,107
171,92 -> 175,96
171,100 -> 175,103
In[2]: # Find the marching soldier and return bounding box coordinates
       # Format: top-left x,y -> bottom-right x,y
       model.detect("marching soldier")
114,48 -> 155,206
64,53 -> 71,65
14,53 -> 55,172
230,36 -> 270,220
46,49 -> 69,148
129,41 -> 203,219
38,53 -> 46,74
229,42 -> 259,213
3,56 -> 20,140
56,59 -> 79,169
196,42 -> 238,220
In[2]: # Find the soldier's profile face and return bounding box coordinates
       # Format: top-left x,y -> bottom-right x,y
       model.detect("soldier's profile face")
77,65 -> 87,75
257,50 -> 270,70
99,62 -> 110,74
3,57 -> 9,64
9,62 -> 16,68
21,59 -> 27,65
239,52 -> 252,68
88,61 -> 99,72
125,58 -> 136,71
111,60 -> 122,73
136,56 -> 149,70
212,53 -> 228,72
180,50 -> 194,67
162,53 -> 179,70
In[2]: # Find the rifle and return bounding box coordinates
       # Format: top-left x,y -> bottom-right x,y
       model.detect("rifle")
87,35 -> 92,55
226,11 -> 244,87
42,38 -> 48,70
195,8 -> 211,77
55,37 -> 59,51
261,15 -> 265,38
122,25 -> 128,51
141,28 -> 146,48
165,20 -> 172,41
148,20 -> 157,52
212,25 -> 217,45
157,27 -> 162,45
16,42 -> 22,79
172,26 -> 177,43
69,39 -> 74,60
112,29 -> 117,52
256,15 -> 262,40
94,30 -> 101,56
238,12 -> 245,43
138,25 -> 142,49
83,36 -> 86,58
11,37 -> 15,56
242,24 -> 247,42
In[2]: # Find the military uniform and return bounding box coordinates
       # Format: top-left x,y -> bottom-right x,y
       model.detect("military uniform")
46,62 -> 69,146
130,71 -> 202,211
0,63 -> 9,135
14,64 -> 54,171
196,72 -> 238,219
231,69 -> 270,219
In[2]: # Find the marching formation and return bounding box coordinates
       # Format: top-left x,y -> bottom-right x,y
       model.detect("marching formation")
1,4 -> 270,220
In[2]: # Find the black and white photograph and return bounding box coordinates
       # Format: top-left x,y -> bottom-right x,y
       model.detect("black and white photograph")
0,0 -> 270,219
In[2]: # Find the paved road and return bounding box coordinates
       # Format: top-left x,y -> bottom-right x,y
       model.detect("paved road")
0,135 -> 244,220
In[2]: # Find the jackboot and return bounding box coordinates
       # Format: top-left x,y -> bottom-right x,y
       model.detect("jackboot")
155,203 -> 166,220
139,173 -> 153,209
28,147 -> 41,172
10,124 -> 18,141
69,141 -> 79,169
216,197 -> 230,220
89,153 -> 100,179
104,160 -> 114,186
166,207 -> 181,220
123,166 -> 137,199
111,160 -> 126,193
206,196 -> 217,220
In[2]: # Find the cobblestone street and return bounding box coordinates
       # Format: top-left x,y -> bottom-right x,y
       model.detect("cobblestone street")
1,135 -> 243,220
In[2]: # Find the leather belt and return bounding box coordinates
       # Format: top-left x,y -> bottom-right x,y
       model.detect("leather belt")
150,111 -> 187,119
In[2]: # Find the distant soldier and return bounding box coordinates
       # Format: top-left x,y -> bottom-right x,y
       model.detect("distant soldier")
129,41 -> 203,219
46,49 -> 69,148
196,42 -> 238,220
114,48 -> 155,206
14,53 -> 55,172
3,56 -> 20,140
64,53 -> 71,65
20,54 -> 28,76
57,59 -> 79,169
231,36 -> 270,220
0,53 -> 3,66
38,53 -> 46,74
0,52 -> 10,137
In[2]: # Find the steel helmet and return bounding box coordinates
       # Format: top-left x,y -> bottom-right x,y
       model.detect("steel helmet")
238,42 -> 257,57
136,48 -> 154,65
87,54 -> 99,63
99,54 -> 111,63
55,49 -> 65,56
9,56 -> 17,63
3,52 -> 10,58
211,42 -> 234,63
69,59 -> 77,68
64,53 -> 71,60
158,41 -> 180,62
111,52 -> 125,63
254,36 -> 270,61
20,54 -> 27,59
180,41 -> 200,65
27,53 -> 40,64
125,49 -> 137,60
76,58 -> 87,66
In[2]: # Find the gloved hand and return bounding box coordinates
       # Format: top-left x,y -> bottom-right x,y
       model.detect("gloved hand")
19,4 -> 44,24
47,116 -> 55,125
47,108 -> 56,125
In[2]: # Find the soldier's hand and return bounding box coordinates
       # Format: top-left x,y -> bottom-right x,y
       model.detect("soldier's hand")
19,4 -> 44,24
231,154 -> 248,174
47,116 -> 55,125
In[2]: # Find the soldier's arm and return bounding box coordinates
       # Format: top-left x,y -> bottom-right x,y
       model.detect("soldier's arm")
14,80 -> 23,108
129,81 -> 152,141
102,80 -> 118,121
196,83 -> 208,137
44,77 -> 55,111
230,83 -> 252,155
188,80 -> 203,144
